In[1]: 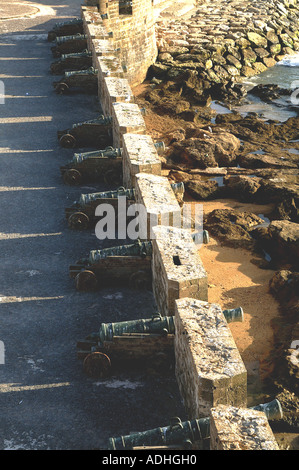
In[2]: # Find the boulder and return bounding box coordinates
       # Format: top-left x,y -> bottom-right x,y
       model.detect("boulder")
169,129 -> 240,168
204,208 -> 264,248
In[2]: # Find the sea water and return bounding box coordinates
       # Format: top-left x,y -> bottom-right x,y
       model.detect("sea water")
210,52 -> 299,122
235,51 -> 299,122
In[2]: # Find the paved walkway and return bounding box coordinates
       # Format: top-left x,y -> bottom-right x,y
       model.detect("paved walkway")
0,0 -> 185,450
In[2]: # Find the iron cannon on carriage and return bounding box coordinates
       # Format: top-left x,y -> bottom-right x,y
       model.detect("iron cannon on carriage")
69,240 -> 153,292
107,399 -> 283,450
53,67 -> 98,94
58,115 -> 113,149
65,182 -> 184,230
77,308 -> 244,378
50,50 -> 93,75
48,18 -> 83,42
60,140 -> 165,186
51,34 -> 88,58
60,146 -> 122,186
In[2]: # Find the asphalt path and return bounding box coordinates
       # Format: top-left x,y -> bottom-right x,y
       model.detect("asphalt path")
0,0 -> 186,450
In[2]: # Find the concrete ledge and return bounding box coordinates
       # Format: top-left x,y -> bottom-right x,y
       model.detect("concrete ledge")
134,173 -> 181,239
90,39 -> 115,67
82,9 -> 110,50
210,405 -> 279,450
101,77 -> 134,117
152,226 -> 208,316
111,102 -> 146,147
122,133 -> 162,188
174,298 -> 247,418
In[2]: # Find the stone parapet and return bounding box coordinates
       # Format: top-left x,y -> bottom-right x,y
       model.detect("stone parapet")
101,77 -> 134,116
111,102 -> 146,147
134,173 -> 181,240
122,133 -> 162,188
174,298 -> 247,418
152,227 -> 208,316
210,405 -> 279,450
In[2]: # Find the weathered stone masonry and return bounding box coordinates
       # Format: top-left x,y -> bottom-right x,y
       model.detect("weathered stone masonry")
81,0 -> 280,449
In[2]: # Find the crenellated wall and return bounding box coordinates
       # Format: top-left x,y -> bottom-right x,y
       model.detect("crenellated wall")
97,0 -> 158,86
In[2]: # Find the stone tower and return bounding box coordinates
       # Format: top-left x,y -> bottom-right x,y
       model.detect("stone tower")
98,0 -> 158,86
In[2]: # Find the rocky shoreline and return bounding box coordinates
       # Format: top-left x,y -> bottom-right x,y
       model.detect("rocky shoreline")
155,0 -> 299,85
133,3 -> 299,436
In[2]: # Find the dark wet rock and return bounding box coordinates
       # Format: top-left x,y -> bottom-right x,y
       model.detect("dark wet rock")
269,270 -> 299,304
256,179 -> 299,206
249,84 -> 292,102
239,153 -> 297,169
224,175 -> 261,201
204,208 -> 264,248
169,129 -> 240,168
252,220 -> 299,269
272,198 -> 299,224
185,179 -> 223,200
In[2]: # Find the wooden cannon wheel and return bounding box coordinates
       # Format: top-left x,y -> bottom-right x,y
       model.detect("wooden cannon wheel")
68,211 -> 89,230
59,133 -> 76,148
55,82 -> 69,94
63,168 -> 82,186
75,270 -> 98,291
83,352 -> 111,378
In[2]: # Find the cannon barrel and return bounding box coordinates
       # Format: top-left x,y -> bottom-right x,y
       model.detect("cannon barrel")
79,188 -> 135,206
73,146 -> 121,164
89,240 -> 152,264
72,115 -> 113,129
89,314 -> 175,345
55,33 -> 87,45
64,67 -> 98,78
53,18 -> 83,30
107,399 -> 283,450
61,50 -> 92,60
72,140 -> 165,163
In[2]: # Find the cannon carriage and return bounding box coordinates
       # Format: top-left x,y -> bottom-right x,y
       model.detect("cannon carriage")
50,50 -> 93,75
48,18 -> 84,42
53,67 -> 98,94
58,116 -> 113,149
60,146 -> 122,186
51,34 -> 88,58
70,240 -> 153,292
77,308 -> 244,379
65,182 -> 184,230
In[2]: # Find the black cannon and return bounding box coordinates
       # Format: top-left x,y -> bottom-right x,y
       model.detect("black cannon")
48,18 -> 83,42
50,50 -> 93,75
53,67 -> 98,94
60,140 -> 166,187
51,34 -> 88,58
60,146 -> 121,186
58,116 -> 113,149
69,240 -> 153,292
65,182 -> 184,230
77,308 -> 244,378
107,399 -> 283,450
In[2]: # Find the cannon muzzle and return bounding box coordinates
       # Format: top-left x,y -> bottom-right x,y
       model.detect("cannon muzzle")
88,240 -> 152,264
55,33 -> 87,45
